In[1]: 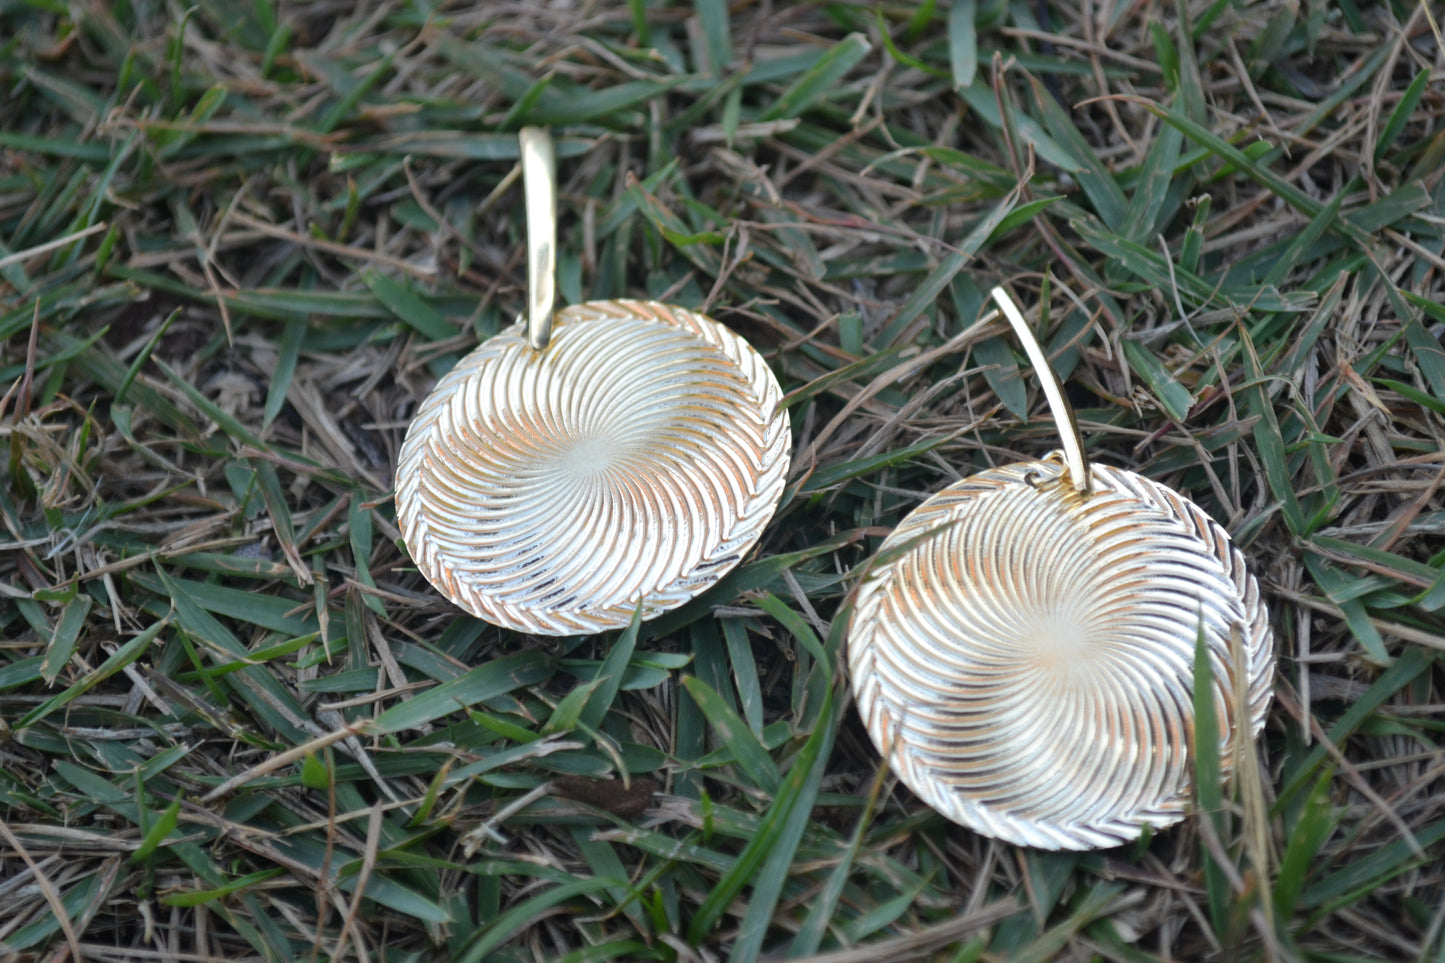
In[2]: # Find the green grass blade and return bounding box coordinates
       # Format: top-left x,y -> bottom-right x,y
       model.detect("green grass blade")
957,82 -> 1082,173
688,685 -> 838,961
1192,623 -> 1229,937
458,877 -> 621,963
721,618 -> 765,737
362,269 -> 460,342
131,797 -> 182,862
41,594 -> 92,685
1139,97 -> 1373,250
159,868 -> 287,908
948,0 -> 978,89
695,0 -> 732,75
681,675 -> 781,795
263,319 -> 304,428
1277,646 -> 1434,806
1240,332 -> 1306,536
1274,770 -> 1338,919
1122,340 -> 1193,423
20,616 -> 168,728
366,651 -> 553,735
1124,122 -> 1183,244
1375,68 -> 1430,161
761,34 -> 872,121
1031,77 -> 1128,229
1301,818 -> 1445,912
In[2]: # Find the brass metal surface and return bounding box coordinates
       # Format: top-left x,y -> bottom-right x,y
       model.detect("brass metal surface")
847,457 -> 1274,850
519,126 -> 556,351
395,299 -> 791,635
991,287 -> 1089,491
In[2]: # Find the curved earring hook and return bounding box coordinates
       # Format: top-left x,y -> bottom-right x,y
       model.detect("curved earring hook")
989,286 -> 1091,493
519,126 -> 557,351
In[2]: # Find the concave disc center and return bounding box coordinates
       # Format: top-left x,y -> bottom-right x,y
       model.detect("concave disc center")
557,433 -> 624,479
1012,604 -> 1100,674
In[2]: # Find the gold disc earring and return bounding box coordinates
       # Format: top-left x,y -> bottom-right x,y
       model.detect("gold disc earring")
846,288 -> 1274,850
395,128 -> 791,636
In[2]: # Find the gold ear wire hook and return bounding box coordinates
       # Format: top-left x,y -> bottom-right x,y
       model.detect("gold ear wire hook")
989,286 -> 1091,493
519,126 -> 557,351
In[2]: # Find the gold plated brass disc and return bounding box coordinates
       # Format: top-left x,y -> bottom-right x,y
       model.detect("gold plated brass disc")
848,458 -> 1274,850
396,299 -> 791,636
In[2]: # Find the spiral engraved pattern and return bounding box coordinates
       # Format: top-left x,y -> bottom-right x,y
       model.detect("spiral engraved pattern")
848,459 -> 1273,850
396,300 -> 791,635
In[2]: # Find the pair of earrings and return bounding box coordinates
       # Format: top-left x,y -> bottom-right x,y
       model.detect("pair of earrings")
394,128 -> 1274,851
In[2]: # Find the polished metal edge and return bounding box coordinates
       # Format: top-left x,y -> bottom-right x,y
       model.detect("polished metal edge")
847,459 -> 1274,850
396,299 -> 791,635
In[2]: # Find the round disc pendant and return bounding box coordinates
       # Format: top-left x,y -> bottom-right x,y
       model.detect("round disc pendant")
847,458 -> 1274,850
396,300 -> 791,636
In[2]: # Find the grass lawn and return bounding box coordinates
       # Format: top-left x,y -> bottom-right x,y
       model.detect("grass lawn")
2,0 -> 1444,960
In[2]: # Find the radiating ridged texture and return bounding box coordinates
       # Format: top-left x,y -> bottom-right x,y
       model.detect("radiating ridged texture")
396,300 -> 791,635
848,459 -> 1274,850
